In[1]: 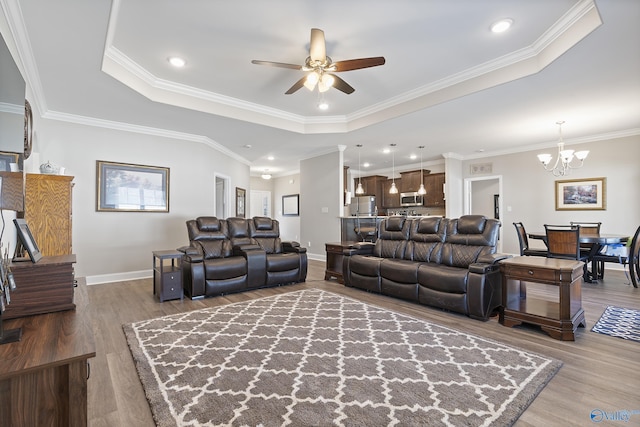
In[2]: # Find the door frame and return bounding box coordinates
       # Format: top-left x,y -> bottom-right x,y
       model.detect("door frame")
463,175 -> 503,252
214,173 -> 230,218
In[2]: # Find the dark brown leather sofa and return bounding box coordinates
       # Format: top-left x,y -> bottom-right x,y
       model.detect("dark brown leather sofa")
342,215 -> 508,320
179,216 -> 307,299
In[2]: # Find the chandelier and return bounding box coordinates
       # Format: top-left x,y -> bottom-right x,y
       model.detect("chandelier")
537,121 -> 589,176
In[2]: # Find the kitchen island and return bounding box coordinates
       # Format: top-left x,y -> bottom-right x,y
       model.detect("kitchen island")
340,214 -> 444,242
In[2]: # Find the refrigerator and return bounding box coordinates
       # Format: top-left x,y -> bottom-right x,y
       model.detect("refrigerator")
349,196 -> 376,216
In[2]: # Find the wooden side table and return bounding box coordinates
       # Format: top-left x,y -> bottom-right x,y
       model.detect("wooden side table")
325,241 -> 361,284
153,250 -> 183,302
500,256 -> 586,341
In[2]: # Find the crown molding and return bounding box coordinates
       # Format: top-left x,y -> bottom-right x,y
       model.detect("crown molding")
42,109 -> 251,165
102,0 -> 601,135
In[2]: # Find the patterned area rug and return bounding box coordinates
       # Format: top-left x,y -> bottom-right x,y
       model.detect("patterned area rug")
124,289 -> 562,427
591,305 -> 640,342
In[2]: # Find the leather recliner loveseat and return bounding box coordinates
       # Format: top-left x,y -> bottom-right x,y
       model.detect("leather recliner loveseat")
342,215 -> 509,321
179,216 -> 307,299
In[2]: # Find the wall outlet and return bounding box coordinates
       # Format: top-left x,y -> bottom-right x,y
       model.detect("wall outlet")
308,241 -> 311,247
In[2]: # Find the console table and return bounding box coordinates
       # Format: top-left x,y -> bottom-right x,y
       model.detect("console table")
0,278 -> 96,426
500,256 -> 586,341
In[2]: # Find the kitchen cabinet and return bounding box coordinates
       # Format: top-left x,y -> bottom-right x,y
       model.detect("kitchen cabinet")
355,175 -> 386,205
423,173 -> 445,207
399,169 -> 430,193
381,178 -> 401,208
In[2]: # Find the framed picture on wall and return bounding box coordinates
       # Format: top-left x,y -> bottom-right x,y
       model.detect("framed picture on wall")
96,161 -> 169,212
236,187 -> 246,218
282,194 -> 299,216
555,177 -> 606,211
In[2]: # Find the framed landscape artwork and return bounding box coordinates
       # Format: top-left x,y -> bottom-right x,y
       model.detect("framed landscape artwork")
555,177 -> 606,211
96,161 -> 169,212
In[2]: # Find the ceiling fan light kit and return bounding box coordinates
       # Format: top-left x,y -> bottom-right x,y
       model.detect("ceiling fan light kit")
252,28 -> 385,95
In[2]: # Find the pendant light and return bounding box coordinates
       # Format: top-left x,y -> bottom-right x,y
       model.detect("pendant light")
389,143 -> 398,194
417,145 -> 426,195
355,144 -> 364,194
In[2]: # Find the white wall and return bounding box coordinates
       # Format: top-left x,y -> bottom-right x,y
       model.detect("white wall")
300,150 -> 342,260
33,118 -> 249,282
462,136 -> 640,255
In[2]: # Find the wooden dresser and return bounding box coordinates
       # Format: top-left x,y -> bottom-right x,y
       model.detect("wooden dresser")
0,279 -> 96,426
24,173 -> 74,256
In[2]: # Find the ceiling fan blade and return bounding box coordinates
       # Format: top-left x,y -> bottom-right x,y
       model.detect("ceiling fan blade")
331,74 -> 355,94
285,76 -> 307,94
309,28 -> 326,62
333,57 -> 386,72
251,60 -> 302,70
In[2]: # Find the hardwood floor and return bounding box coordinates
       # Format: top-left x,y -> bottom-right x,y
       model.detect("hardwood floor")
86,260 -> 640,426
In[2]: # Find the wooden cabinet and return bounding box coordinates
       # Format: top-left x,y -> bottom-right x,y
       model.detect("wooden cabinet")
381,178 -> 401,208
0,279 -> 95,426
24,174 -> 74,256
399,169 -> 430,193
356,175 -> 385,197
423,173 -> 445,207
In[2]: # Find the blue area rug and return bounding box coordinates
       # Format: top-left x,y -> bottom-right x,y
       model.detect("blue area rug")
591,306 -> 640,342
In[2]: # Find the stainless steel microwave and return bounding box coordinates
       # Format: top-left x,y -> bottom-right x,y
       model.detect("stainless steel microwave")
400,192 -> 423,207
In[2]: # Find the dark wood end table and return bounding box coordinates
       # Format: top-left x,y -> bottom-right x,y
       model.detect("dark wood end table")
500,256 -> 586,341
325,241 -> 361,284
153,250 -> 183,302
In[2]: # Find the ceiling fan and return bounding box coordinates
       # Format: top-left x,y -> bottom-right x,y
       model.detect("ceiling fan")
251,28 -> 385,95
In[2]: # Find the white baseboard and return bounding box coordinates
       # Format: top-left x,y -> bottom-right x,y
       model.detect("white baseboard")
86,269 -> 151,285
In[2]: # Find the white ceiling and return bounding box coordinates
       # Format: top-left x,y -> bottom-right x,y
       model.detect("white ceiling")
4,0 -> 640,177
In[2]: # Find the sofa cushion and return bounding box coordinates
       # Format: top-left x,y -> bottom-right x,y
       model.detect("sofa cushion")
380,259 -> 419,283
408,217 -> 447,262
349,255 -> 382,277
417,263 -> 468,294
266,253 -> 299,272
204,257 -> 247,280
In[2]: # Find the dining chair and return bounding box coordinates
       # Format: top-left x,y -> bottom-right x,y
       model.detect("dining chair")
570,221 -> 603,276
544,224 -> 590,278
592,224 -> 640,288
513,222 -> 547,257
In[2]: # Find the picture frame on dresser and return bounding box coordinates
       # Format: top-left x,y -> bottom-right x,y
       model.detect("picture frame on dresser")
13,218 -> 42,263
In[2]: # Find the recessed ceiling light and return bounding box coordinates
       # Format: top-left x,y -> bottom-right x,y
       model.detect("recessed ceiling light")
318,101 -> 329,110
243,144 -> 252,148
491,18 -> 513,33
267,156 -> 274,160
383,148 -> 390,154
410,154 -> 417,160
363,162 -> 370,168
168,56 -> 186,67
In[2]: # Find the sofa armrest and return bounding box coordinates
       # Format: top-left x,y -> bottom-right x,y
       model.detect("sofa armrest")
178,245 -> 204,262
478,253 -> 511,265
469,254 -> 511,274
343,242 -> 375,256
233,244 -> 262,256
283,241 -> 307,254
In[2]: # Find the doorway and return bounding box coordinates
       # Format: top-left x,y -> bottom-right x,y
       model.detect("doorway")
215,174 -> 229,218
464,175 -> 503,251
250,190 -> 272,218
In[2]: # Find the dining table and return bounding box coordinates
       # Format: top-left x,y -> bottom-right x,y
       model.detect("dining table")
528,231 -> 629,283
